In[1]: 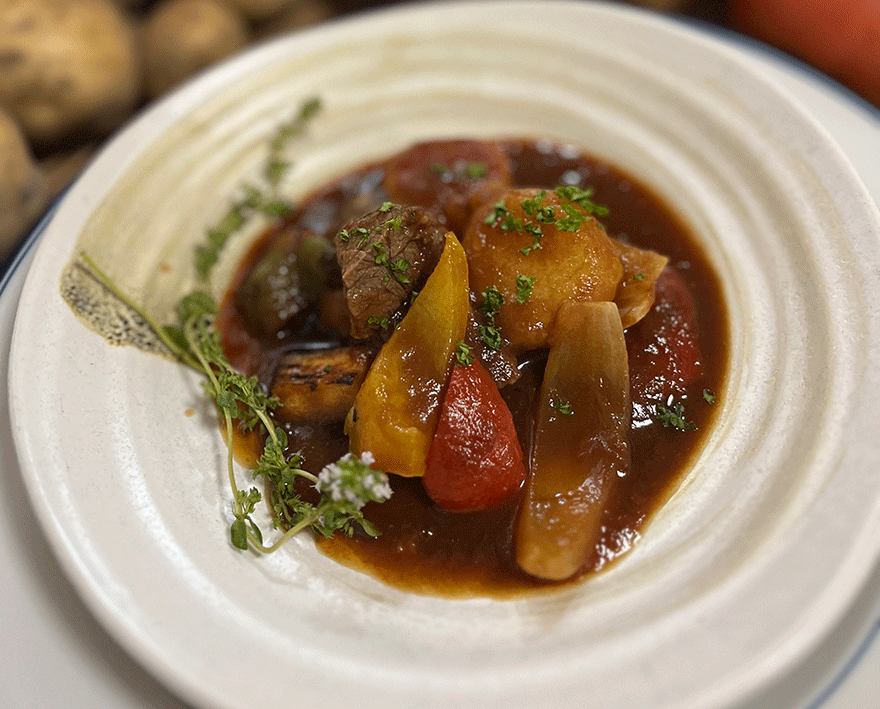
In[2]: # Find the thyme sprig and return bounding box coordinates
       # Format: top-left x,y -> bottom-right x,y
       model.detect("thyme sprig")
80,251 -> 391,554
195,97 -> 322,280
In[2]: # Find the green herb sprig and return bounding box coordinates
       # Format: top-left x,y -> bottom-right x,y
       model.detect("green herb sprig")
79,251 -> 391,554
550,396 -> 574,416
455,341 -> 475,366
195,97 -> 322,280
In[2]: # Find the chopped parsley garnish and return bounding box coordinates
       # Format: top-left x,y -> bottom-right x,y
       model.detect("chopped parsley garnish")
554,202 -> 589,232
464,162 -> 488,179
477,285 -> 505,350
483,200 -> 518,231
554,184 -> 609,217
520,190 -> 554,223
384,215 -> 403,230
354,227 -> 371,247
479,325 -> 503,350
550,396 -> 574,415
455,341 -> 475,366
515,274 -> 536,304
479,285 -> 504,322
430,161 -> 488,181
380,201 -> 393,212
372,242 -> 389,267
703,389 -> 716,405
634,272 -> 645,281
519,222 -> 543,255
656,400 -> 697,431
390,257 -> 411,284
367,315 -> 390,329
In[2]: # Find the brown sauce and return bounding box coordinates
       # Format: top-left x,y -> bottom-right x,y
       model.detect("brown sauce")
219,139 -> 728,597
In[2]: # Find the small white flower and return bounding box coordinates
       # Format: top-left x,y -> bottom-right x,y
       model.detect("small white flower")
315,451 -> 392,509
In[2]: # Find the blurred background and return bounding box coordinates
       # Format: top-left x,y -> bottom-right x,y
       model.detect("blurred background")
1,0 -> 878,263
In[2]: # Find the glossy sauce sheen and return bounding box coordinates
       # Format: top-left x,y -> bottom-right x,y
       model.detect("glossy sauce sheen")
220,140 -> 728,597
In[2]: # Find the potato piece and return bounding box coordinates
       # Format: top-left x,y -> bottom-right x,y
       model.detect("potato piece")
0,108 -> 47,260
0,0 -> 141,145
463,187 -> 623,352
142,0 -> 249,99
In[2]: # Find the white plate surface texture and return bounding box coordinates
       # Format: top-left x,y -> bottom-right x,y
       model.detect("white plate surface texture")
9,3 -> 880,709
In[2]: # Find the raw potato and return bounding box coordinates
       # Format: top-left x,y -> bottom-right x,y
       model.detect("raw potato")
0,0 -> 141,145
225,0 -> 303,21
41,142 -> 98,200
142,0 -> 249,99
253,0 -> 333,40
0,108 -> 47,260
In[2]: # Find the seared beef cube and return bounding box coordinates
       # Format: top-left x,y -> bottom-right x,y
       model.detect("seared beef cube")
334,204 -> 446,339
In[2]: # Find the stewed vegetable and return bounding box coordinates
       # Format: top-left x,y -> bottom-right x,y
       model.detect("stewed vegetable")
218,137 -> 727,594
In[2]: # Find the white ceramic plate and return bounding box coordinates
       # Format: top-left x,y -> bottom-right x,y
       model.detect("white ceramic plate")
9,2 -> 880,708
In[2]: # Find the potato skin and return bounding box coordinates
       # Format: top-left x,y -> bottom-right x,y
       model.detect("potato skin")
0,0 -> 141,145
251,0 -> 332,40
462,188 -> 623,352
0,108 -> 47,260
224,0 -> 304,21
142,0 -> 249,99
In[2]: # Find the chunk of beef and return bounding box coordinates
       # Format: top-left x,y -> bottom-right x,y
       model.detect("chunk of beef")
334,204 -> 446,339
383,139 -> 513,235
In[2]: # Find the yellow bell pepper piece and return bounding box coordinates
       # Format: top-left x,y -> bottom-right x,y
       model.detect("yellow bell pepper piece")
346,233 -> 469,477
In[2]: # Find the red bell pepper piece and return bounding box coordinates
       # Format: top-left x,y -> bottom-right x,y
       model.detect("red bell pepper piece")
423,359 -> 526,511
626,268 -> 704,418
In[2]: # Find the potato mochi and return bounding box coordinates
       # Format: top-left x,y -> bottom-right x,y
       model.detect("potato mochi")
463,187 -> 623,351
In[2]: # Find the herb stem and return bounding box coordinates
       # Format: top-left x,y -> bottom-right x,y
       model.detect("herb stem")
182,317 -> 246,517
246,509 -> 321,554
79,251 -> 203,372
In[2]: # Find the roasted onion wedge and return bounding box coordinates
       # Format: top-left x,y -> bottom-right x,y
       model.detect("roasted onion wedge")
613,240 -> 668,329
515,301 -> 631,581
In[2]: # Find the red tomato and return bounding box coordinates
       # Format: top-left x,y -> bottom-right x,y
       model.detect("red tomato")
731,0 -> 880,107
423,359 -> 526,511
626,268 -> 703,414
